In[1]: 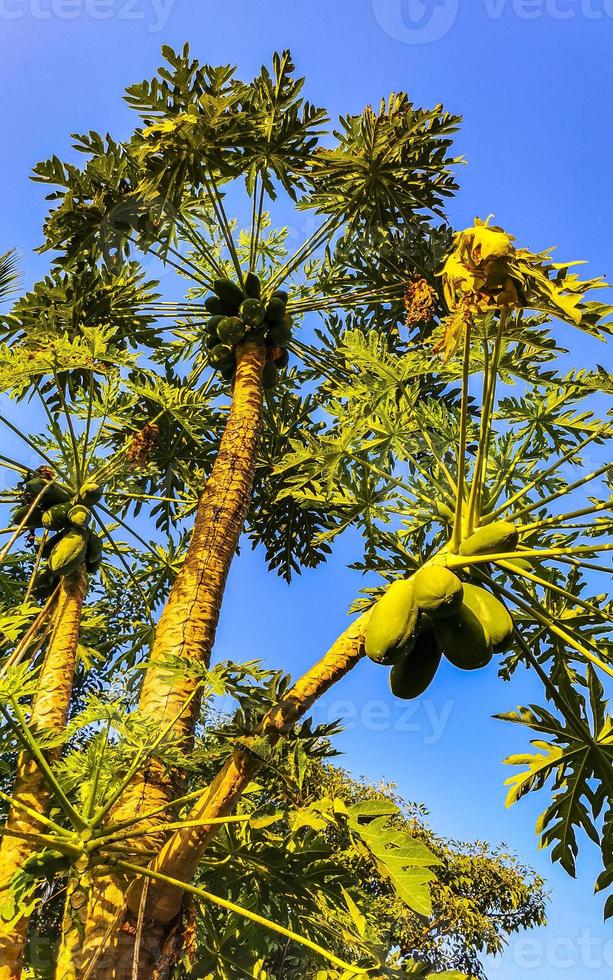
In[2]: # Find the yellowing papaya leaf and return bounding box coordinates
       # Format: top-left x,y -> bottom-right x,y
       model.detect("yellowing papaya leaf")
440,217 -> 611,346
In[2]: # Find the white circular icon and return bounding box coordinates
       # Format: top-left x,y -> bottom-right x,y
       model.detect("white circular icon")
372,0 -> 460,44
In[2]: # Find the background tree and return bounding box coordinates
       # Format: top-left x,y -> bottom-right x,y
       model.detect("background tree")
182,743 -> 547,980
20,728 -> 547,979
0,46 -> 609,979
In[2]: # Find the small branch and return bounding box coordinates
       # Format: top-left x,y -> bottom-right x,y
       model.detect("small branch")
89,686 -> 201,829
114,859 -> 369,975
466,309 -> 507,534
498,559 -> 613,624
4,698 -> 86,829
451,321 -> 472,552
488,580 -> 612,678
509,461 -> 613,523
265,213 -> 341,296
0,786 -> 72,838
1,585 -> 60,676
0,413 -> 59,471
487,426 -> 612,521
446,543 -> 613,568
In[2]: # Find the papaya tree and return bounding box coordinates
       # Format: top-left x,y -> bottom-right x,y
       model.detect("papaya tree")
0,45 -> 610,979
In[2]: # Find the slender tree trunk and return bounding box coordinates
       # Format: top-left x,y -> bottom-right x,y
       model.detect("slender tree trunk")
0,570 -> 87,980
133,339 -> 266,752
81,612 -> 369,978
75,340 -> 266,978
139,611 -> 368,924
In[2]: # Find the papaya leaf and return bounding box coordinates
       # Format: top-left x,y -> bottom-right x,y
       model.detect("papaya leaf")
0,869 -> 40,930
0,327 -> 139,399
497,667 -> 612,890
347,808 -> 441,917
0,251 -> 20,306
304,95 -> 461,229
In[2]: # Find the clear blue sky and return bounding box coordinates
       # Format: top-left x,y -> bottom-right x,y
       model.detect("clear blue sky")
1,2 -> 612,977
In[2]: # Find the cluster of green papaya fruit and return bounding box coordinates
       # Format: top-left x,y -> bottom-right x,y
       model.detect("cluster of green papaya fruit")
11,471 -> 104,579
203,274 -> 292,388
365,521 -> 520,700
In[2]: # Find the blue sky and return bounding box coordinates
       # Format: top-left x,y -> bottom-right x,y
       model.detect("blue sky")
1,2 -> 612,977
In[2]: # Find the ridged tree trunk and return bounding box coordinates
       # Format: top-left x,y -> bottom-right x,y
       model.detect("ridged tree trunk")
135,611 -> 368,924
75,339 -> 266,978
84,613 -> 369,978
0,570 -> 87,980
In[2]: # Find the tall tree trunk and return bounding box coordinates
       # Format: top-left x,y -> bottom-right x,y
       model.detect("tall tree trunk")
74,340 -> 266,978
133,339 -> 266,754
81,612 -> 369,978
139,611 -> 368,924
0,570 -> 87,980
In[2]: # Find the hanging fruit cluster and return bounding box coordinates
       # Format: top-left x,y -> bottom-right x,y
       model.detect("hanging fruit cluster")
11,470 -> 105,578
366,520 -> 519,699
203,274 -> 292,388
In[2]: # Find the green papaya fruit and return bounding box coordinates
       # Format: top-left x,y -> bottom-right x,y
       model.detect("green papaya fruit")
24,477 -> 50,497
220,364 -> 236,382
32,568 -> 57,598
79,482 -> 103,507
204,329 -> 221,350
264,297 -> 286,323
68,505 -> 91,528
25,478 -> 70,506
272,289 -> 289,303
217,316 -> 246,345
463,583 -> 514,652
244,272 -> 261,299
209,344 -> 235,368
42,503 -> 72,530
221,301 -> 240,316
365,579 -> 419,666
240,298 -> 266,327
433,602 -> 493,670
459,521 -> 519,557
85,532 -> 104,572
11,504 -> 44,529
204,295 -> 224,316
49,529 -> 88,576
413,566 -> 464,619
207,314 -> 225,336
213,278 -> 245,307
389,626 -> 442,700
281,312 -> 293,331
262,362 -> 279,389
42,532 -> 62,560
268,321 -> 293,346
435,500 -> 455,523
